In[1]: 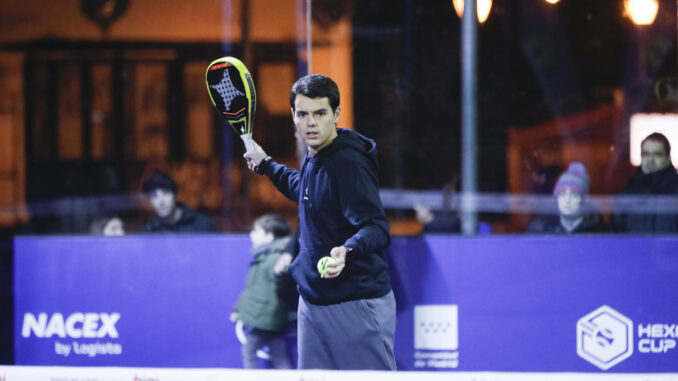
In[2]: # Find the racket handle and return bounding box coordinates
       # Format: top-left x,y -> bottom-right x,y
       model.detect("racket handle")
240,133 -> 254,153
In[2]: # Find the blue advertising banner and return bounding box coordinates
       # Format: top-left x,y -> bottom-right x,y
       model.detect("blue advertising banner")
14,235 -> 678,372
14,235 -> 252,367
387,236 -> 678,372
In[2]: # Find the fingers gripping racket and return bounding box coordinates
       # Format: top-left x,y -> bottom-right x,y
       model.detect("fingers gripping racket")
205,57 -> 256,152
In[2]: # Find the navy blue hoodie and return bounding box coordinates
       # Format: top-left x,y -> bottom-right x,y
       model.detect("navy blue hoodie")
259,128 -> 392,305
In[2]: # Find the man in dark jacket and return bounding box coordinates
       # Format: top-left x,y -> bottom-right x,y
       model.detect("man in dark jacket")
142,170 -> 218,233
611,133 -> 678,233
243,74 -> 395,370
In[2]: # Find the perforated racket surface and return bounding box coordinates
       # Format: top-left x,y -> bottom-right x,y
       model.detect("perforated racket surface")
206,57 -> 256,151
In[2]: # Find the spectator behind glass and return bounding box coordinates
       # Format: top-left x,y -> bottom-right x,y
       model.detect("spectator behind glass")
142,170 -> 218,233
90,215 -> 125,236
611,133 -> 678,233
527,162 -> 607,234
413,174 -> 491,234
230,214 -> 297,369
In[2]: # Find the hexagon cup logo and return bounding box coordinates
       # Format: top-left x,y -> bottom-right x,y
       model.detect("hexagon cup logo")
577,305 -> 633,370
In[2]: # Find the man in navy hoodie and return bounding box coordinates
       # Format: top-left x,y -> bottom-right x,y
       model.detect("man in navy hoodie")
243,74 -> 395,370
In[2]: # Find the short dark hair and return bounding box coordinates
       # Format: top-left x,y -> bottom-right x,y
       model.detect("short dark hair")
290,74 -> 340,112
254,214 -> 291,239
142,170 -> 178,194
642,132 -> 671,157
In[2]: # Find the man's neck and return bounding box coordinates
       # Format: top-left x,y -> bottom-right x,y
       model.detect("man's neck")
559,215 -> 583,233
308,128 -> 339,156
159,207 -> 182,225
642,165 -> 671,176
309,137 -> 337,157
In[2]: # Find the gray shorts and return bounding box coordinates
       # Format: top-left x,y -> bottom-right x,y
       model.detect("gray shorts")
297,291 -> 397,370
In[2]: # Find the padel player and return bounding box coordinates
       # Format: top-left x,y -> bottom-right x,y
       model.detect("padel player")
243,74 -> 396,370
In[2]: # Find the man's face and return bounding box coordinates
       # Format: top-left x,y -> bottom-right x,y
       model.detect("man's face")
557,188 -> 582,217
641,139 -> 671,174
292,95 -> 340,156
148,189 -> 176,218
249,223 -> 273,248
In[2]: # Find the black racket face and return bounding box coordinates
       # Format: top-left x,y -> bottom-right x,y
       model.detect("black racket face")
206,62 -> 249,124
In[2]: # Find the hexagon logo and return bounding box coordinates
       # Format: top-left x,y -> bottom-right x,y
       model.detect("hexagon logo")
577,305 -> 633,370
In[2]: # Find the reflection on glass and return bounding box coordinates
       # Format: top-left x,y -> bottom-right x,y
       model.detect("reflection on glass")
58,64 -> 82,160
624,0 -> 659,25
91,64 -> 113,159
133,64 -> 168,160
452,0 -> 493,24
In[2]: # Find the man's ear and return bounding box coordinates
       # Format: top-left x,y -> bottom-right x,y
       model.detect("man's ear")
334,106 -> 341,125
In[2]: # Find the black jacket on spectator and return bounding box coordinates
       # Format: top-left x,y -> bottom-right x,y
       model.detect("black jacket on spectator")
527,213 -> 608,234
145,203 -> 218,233
611,166 -> 678,233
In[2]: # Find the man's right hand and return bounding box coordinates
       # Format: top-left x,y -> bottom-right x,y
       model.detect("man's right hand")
413,203 -> 434,225
243,141 -> 268,172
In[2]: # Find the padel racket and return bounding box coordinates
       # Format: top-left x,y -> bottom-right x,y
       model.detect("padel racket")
205,57 -> 256,152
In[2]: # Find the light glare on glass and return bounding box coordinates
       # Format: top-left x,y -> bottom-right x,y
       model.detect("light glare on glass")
624,0 -> 659,25
452,0 -> 493,24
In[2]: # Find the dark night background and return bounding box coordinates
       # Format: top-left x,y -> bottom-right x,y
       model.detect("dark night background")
354,0 -> 676,191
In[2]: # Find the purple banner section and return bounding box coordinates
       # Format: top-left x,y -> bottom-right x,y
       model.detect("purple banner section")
14,235 -> 678,372
14,235 -> 252,367
388,236 -> 678,372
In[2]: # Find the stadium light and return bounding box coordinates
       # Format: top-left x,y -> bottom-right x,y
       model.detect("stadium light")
544,0 -> 560,4
624,0 -> 659,25
452,0 -> 493,24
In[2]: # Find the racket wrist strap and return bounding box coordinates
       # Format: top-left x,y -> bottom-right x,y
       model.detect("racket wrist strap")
254,156 -> 272,175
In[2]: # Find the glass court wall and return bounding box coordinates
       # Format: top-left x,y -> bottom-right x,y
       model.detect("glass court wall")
1,0 -> 677,366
